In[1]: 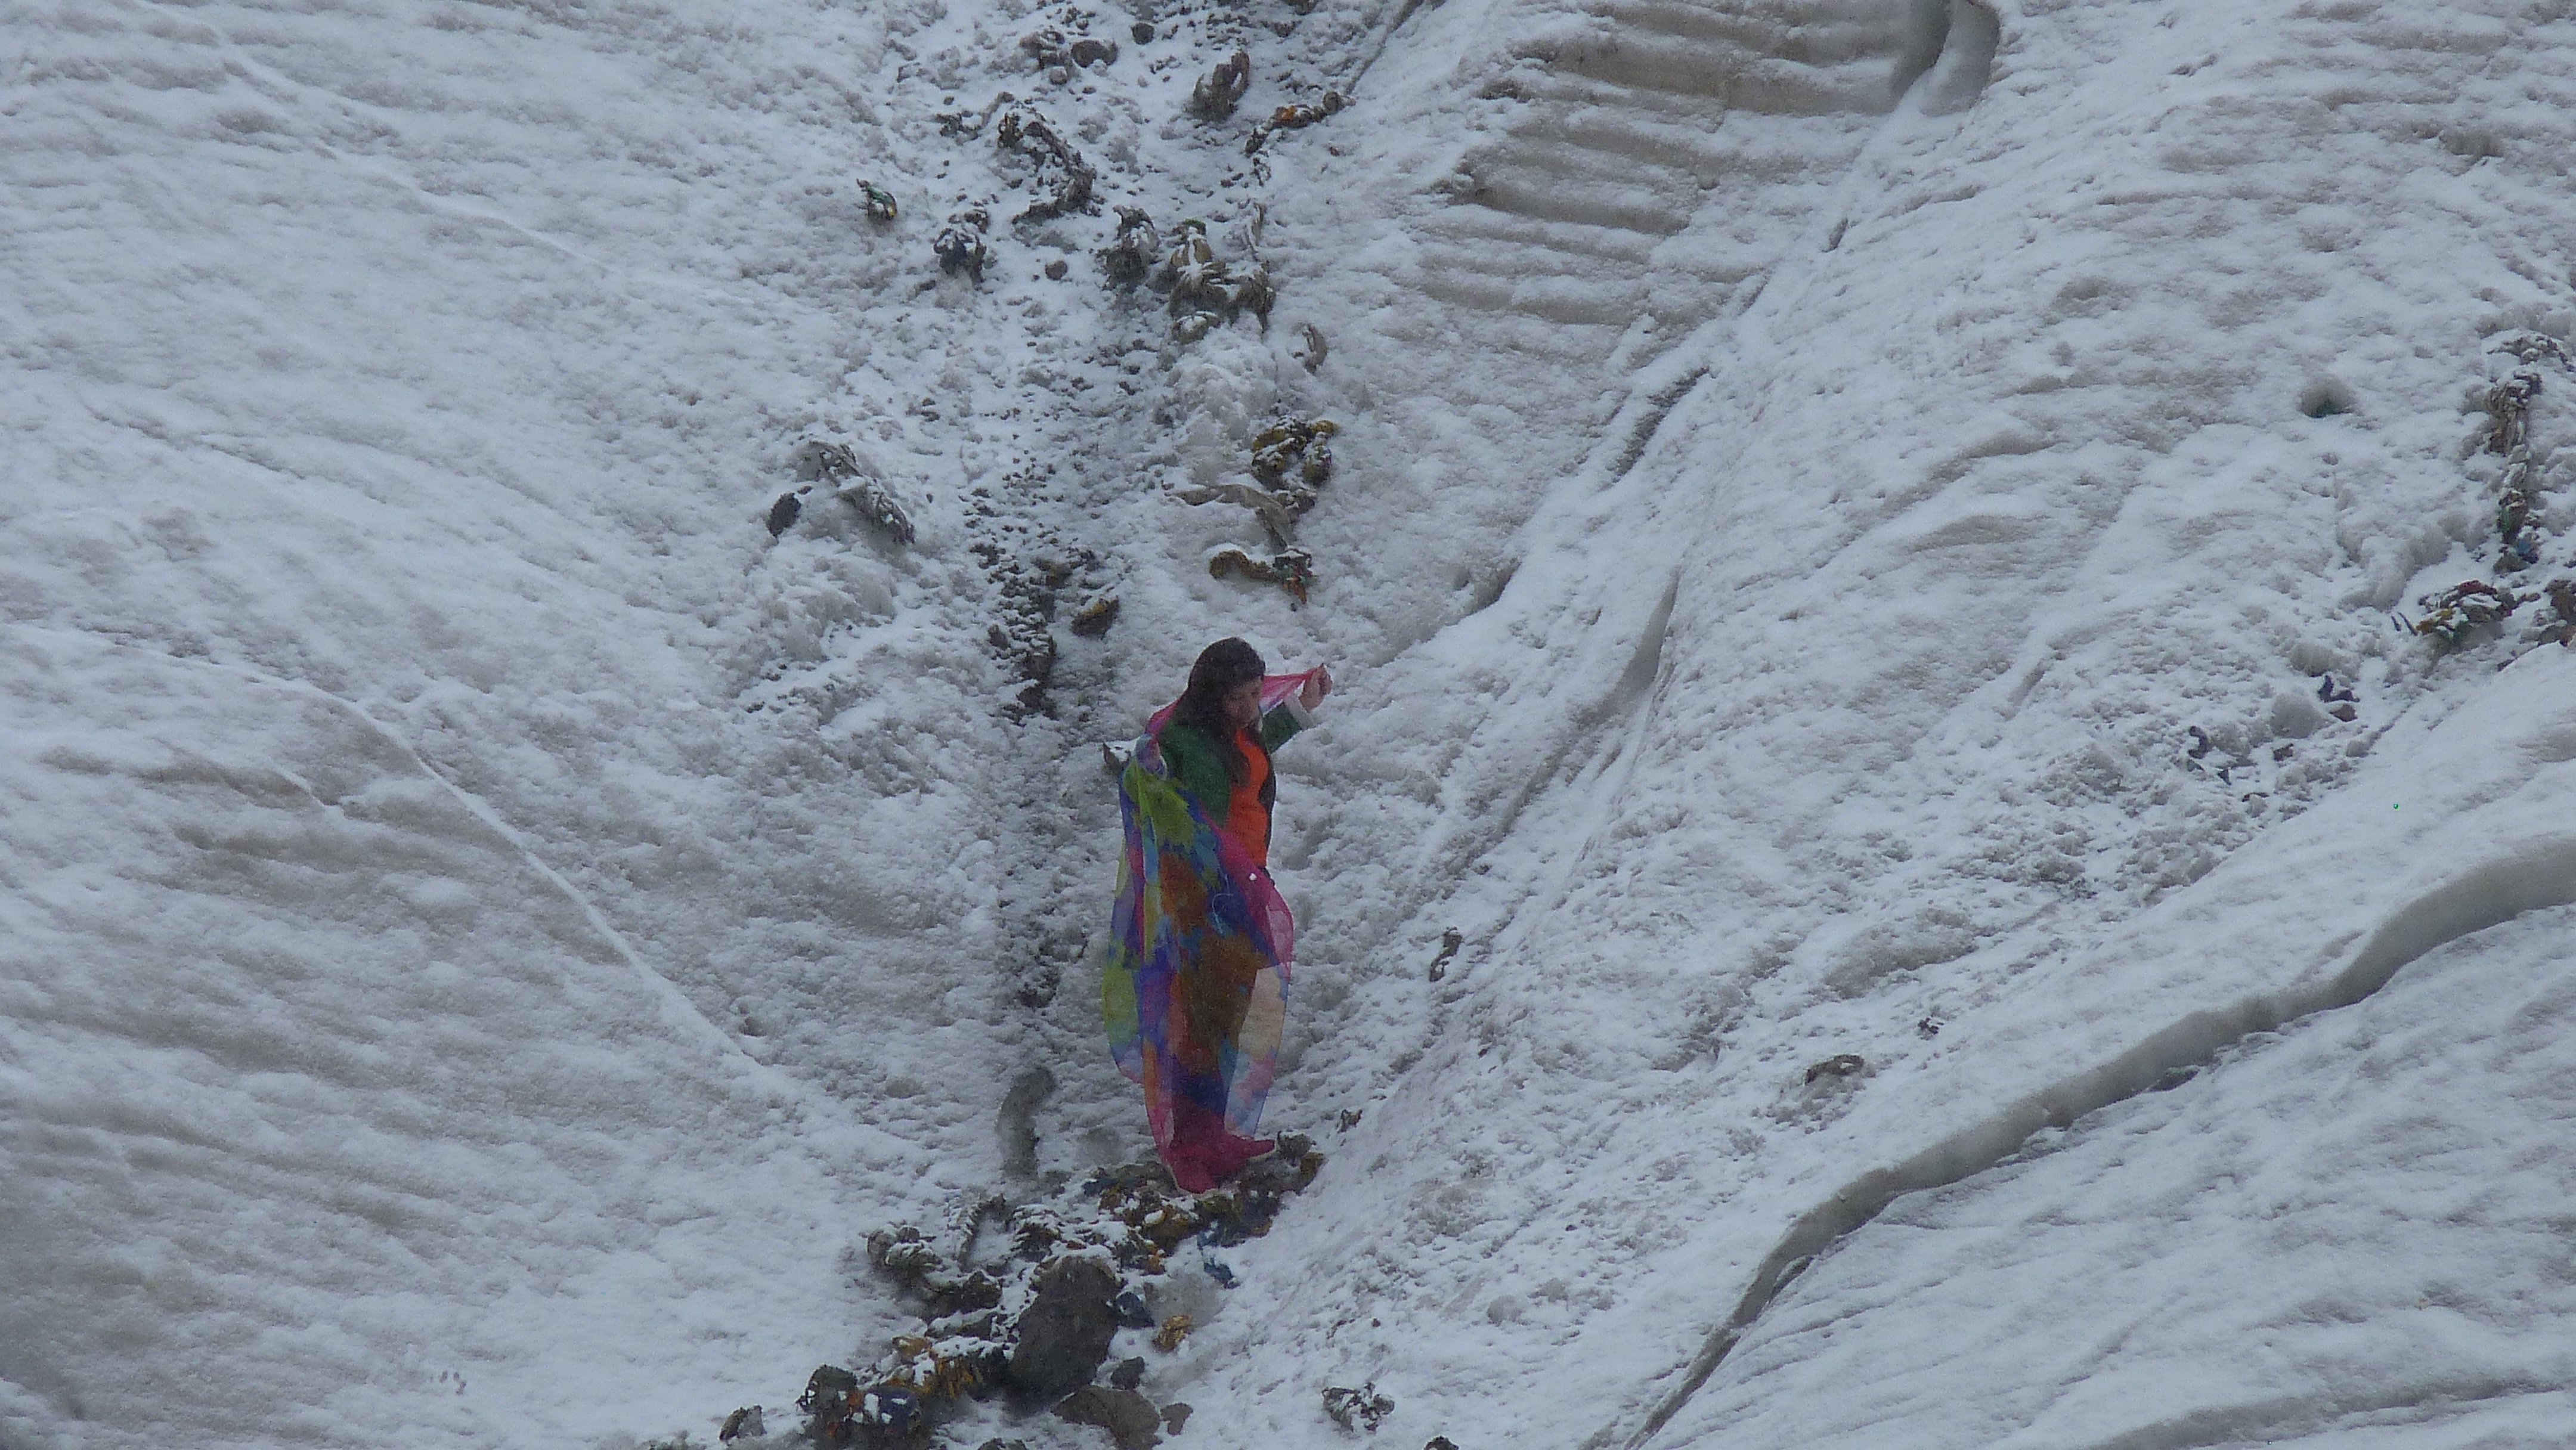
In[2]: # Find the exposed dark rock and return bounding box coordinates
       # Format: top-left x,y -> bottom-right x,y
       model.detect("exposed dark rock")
1160,1403 -> 1192,1434
766,492 -> 803,537
1804,1053 -> 1866,1084
1007,1257 -> 1122,1400
1054,1386 -> 1163,1450
1068,594 -> 1120,637
1108,1356 -> 1145,1391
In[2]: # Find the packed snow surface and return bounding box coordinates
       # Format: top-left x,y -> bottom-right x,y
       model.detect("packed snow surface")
7,0 -> 2576,1445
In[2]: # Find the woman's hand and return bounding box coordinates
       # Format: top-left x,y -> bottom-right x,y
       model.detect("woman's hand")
1299,667 -> 1332,711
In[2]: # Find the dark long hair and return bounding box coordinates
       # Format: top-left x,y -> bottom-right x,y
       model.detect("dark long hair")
1168,637 -> 1265,782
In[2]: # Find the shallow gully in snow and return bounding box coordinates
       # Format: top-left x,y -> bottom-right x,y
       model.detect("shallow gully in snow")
1596,835 -> 2576,1450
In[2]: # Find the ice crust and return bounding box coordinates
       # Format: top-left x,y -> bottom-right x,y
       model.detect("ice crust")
7,0 -> 2576,1444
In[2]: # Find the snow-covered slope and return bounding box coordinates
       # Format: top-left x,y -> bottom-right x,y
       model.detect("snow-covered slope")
7,0 -> 2576,1444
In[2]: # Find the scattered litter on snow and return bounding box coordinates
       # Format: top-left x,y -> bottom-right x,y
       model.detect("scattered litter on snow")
1247,92 -> 1346,156
1208,546 -> 1316,606
1322,1383 -> 1394,1433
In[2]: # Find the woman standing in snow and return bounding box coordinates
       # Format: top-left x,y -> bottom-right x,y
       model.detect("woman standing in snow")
1104,638 -> 1330,1193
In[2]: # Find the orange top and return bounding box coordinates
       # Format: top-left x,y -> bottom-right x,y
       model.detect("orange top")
1224,727 -> 1272,866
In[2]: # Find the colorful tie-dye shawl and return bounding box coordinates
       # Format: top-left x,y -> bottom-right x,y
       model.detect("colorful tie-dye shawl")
1104,672 -> 1315,1184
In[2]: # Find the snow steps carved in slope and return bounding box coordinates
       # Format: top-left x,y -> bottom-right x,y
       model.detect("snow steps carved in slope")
1397,0 -> 1917,380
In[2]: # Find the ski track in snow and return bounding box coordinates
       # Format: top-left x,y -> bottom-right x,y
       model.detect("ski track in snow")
9,0 -> 2576,1444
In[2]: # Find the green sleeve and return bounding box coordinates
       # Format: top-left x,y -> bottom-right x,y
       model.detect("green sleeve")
1258,702 -> 1306,754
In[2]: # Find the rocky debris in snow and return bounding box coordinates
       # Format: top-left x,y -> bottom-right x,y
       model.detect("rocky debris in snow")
1159,219 -> 1225,312
2538,577 -> 2576,646
1225,258 -> 1275,330
2314,673 -> 2358,721
1046,258 -> 1071,280
1178,419 -> 1333,548
1916,1015 -> 1943,1039
2409,579 -> 2522,645
2476,333 -> 2570,574
801,441 -> 918,546
766,489 -> 805,537
1804,1053 -> 1867,1085
1249,416 -> 1336,509
976,1442 -> 1030,1450
1108,1356 -> 1146,1391
1068,593 -> 1120,636
1160,1403 -> 1193,1433
1337,1107 -> 1363,1130
719,1405 -> 766,1441
1189,50 -> 1252,120
1008,1257 -> 1123,1400
935,90 -> 1019,140
1177,481 -> 1299,547
1323,1382 -> 1394,1432
2484,366 -> 2546,570
1246,91 -> 1346,155
1101,208 -> 1160,287
1054,1386 -> 1164,1450
936,209 -> 993,281
1019,27 -> 1119,73
859,180 -> 899,222
1208,546 -> 1315,606
1150,219 -> 1275,340
866,1225 -> 947,1284
2481,367 -> 2539,457
1428,927 -> 1463,981
825,1148 -> 1324,1440
968,478 -> 1101,714
1425,1439 -> 1459,1450
1295,321 -> 1327,371
799,1365 -> 925,1446
995,109 -> 1096,222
